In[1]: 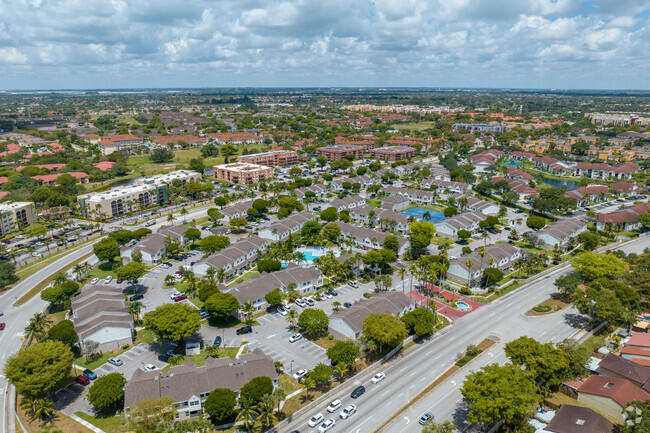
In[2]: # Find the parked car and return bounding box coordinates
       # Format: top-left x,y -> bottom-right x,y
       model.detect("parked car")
419,412 -> 434,425
116,279 -> 123,284
294,298 -> 307,308
348,281 -> 359,288
108,357 -> 123,366
318,419 -> 335,432
343,302 -> 352,308
236,325 -> 252,335
129,293 -> 144,301
277,306 -> 289,316
199,310 -> 210,319
91,278 -> 99,284
289,334 -> 302,343
144,364 -> 157,371
75,375 -> 90,386
213,336 -> 222,347
158,353 -> 170,362
340,404 -> 356,419
292,369 -> 307,381
0,323 -> 5,331
327,399 -> 342,413
304,297 -> 315,306
351,385 -> 365,399
308,413 -> 324,427
328,288 -> 338,296
104,276 -> 113,284
371,372 -> 385,384
82,369 -> 97,380
173,294 -> 187,302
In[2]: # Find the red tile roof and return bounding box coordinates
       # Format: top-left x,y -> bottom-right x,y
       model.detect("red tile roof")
32,172 -> 88,183
576,375 -> 650,407
15,163 -> 67,172
92,161 -> 117,171
627,333 -> 650,348
597,203 -> 650,224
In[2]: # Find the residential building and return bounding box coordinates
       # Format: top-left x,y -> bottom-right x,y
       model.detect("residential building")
491,176 -> 538,200
598,353 -> 650,392
226,264 -> 322,316
316,145 -> 364,161
294,184 -> 329,200
220,200 -> 254,220
213,163 -> 273,184
349,206 -> 410,233
595,203 -> 650,231
32,172 -> 89,185
420,179 -> 472,195
328,196 -> 366,212
565,185 -> 609,206
92,161 -> 116,171
576,375 -> 650,422
456,195 -> 501,215
71,285 -> 134,351
621,333 -> 650,362
329,292 -> 417,339
509,151 -> 535,161
433,211 -> 487,239
452,123 -> 508,133
192,236 -> 269,278
135,170 -> 202,187
381,195 -> 410,212
338,222 -> 410,255
505,167 -> 533,182
15,163 -> 67,172
370,146 -> 416,161
152,135 -> 207,147
94,134 -> 144,155
78,183 -> 169,219
535,218 -> 587,248
587,112 -> 650,127
533,156 -> 574,175
575,162 -> 640,180
237,150 -> 299,167
124,350 -> 277,420
257,211 -> 315,241
120,233 -> 168,266
610,181 -> 644,195
543,405 -> 616,433
447,244 -> 521,285
470,149 -> 503,172
0,201 -> 37,235
382,186 -> 434,205
209,132 -> 264,145
330,175 -> 374,192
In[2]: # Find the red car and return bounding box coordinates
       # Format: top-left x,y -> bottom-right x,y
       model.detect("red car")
75,375 -> 90,386
175,270 -> 184,275
116,279 -> 123,284
173,295 -> 187,302
0,323 -> 5,330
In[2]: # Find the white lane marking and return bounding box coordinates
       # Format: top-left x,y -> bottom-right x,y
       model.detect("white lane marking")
408,371 -> 418,377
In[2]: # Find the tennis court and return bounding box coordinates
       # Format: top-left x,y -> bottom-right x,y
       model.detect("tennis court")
401,207 -> 446,222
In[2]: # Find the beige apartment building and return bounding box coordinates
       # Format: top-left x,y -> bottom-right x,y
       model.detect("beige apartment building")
78,184 -> 169,220
0,202 -> 37,235
213,163 -> 273,184
134,170 -> 202,186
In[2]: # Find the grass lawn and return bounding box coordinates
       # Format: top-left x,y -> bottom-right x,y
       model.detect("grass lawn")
431,236 -> 454,246
88,261 -> 116,280
393,121 -> 438,131
227,270 -> 260,286
579,330 -> 609,355
278,373 -> 301,395
182,216 -> 210,226
168,346 -> 243,369
308,334 -> 337,350
17,405 -> 95,433
74,412 -> 123,433
528,296 -> 570,315
367,198 -> 381,208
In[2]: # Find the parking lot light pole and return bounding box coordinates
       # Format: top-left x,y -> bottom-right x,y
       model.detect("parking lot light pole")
290,360 -> 294,376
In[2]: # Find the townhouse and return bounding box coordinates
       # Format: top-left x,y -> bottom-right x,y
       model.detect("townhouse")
257,210 -> 315,241
220,200 -> 254,220
433,211 -> 487,239
337,222 -> 410,256
456,195 -> 501,215
328,196 -> 366,212
505,166 -> 533,182
576,375 -> 650,422
120,233 -> 168,266
420,179 -> 472,195
348,206 -> 410,233
192,236 -> 269,278
565,185 -> 610,206
469,149 -> 503,172
596,203 -> 650,231
381,195 -> 410,212
508,151 -> 535,161
575,162 -> 640,180
71,285 -> 134,351
294,184 -> 328,200
535,217 -> 587,248
610,181 -> 645,195
532,156 -> 574,175
370,146 -> 416,161
447,244 -> 521,285
330,175 -> 374,192
382,186 -> 435,206
226,264 -> 323,316
328,292 -> 417,339
491,176 -> 538,200
124,350 -> 277,421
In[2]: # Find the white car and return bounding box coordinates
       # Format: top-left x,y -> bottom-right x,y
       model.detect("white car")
292,369 -> 307,381
104,276 -> 112,284
31,252 -> 40,257
277,306 -> 289,316
308,413 -> 324,427
340,404 -> 356,419
175,274 -> 183,280
15,235 -> 24,239
327,399 -> 342,413
35,242 -> 45,246
289,334 -> 302,343
294,298 -> 307,308
144,364 -> 157,371
371,372 -> 385,384
91,278 -> 99,284
170,291 -> 185,299
318,419 -> 335,433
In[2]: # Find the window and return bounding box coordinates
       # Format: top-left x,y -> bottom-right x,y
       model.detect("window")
190,401 -> 199,407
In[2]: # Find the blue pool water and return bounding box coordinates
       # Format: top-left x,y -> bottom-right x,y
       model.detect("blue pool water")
456,301 -> 469,308
401,207 -> 446,222
503,161 -> 521,167
302,251 -> 316,261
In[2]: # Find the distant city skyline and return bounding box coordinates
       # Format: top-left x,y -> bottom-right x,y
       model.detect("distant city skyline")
1,0 -> 649,90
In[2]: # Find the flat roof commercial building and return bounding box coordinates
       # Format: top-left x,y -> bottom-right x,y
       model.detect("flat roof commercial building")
213,163 -> 273,184
316,145 -> 364,161
0,201 -> 37,235
370,146 -> 416,161
237,150 -> 298,167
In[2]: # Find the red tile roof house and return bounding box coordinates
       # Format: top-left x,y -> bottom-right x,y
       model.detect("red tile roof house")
92,161 -> 117,171
532,156 -> 575,175
621,333 -> 650,363
576,375 -> 650,422
15,163 -> 67,172
509,151 -> 535,161
31,171 -> 89,185
596,203 -> 650,231
506,166 -> 533,181
491,176 -> 539,200
565,185 -> 610,206
610,181 -> 645,195
575,162 -> 640,180
0,176 -> 8,186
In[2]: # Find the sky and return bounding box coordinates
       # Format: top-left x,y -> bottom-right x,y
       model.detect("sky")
1,0 -> 650,90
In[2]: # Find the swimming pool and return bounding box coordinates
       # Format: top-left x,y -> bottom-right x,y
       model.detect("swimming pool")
285,247 -> 341,267
456,301 -> 472,311
401,207 -> 446,222
503,161 -> 521,167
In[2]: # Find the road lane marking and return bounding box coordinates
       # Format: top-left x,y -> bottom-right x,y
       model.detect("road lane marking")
400,366 -> 409,373
408,371 -> 418,377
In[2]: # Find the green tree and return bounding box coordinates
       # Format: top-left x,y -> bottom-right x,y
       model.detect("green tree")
457,230 -> 471,242
93,238 -> 120,262
185,228 -> 201,245
189,158 -> 204,173
108,229 -> 134,245
132,227 -> 152,240
322,222 -> 341,242
87,372 -> 126,409
622,400 -> 650,433
461,363 -> 541,426
572,252 -> 626,280
422,420 -> 457,433
265,288 -> 284,306
554,272 -> 581,301
577,231 -> 599,251
326,339 -> 360,366
505,336 -> 571,394
229,217 -> 248,231
240,376 -> 273,405
0,260 -> 18,289
144,303 -> 201,343
116,261 -> 146,282
257,258 -> 282,273
207,208 -> 224,223
150,148 -> 175,163
409,221 -> 435,253
298,308 -> 329,335
4,341 -> 73,397
200,235 -> 230,255
482,267 -> 504,287
320,207 -> 338,222
308,363 -> 333,386
204,292 -> 240,319
383,235 -> 399,253
203,388 -> 237,423
125,397 -> 176,433
361,313 -> 408,352
401,308 -> 436,337
526,216 -> 547,230
214,196 -> 228,208
40,281 -> 79,308
47,320 -> 78,346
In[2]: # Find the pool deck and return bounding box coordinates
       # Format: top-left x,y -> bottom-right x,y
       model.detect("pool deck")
409,286 -> 484,321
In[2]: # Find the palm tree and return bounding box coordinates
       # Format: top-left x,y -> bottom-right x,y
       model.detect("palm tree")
164,274 -> 175,287
180,206 -> 188,222
256,395 -> 277,428
52,272 -> 68,287
129,301 -> 143,322
167,212 -> 175,223
32,398 -> 55,422
481,230 -> 490,245
271,387 -> 286,415
514,258 -> 525,279
216,268 -> 226,284
408,264 -> 417,293
465,259 -> 474,287
72,264 -> 84,281
241,302 -> 255,325
302,376 -> 316,400
332,301 -> 341,311
183,271 -> 198,297
422,211 -> 431,221
25,313 -> 52,344
478,246 -> 486,273
286,309 -> 298,328
334,363 -> 349,381
397,267 -> 408,293
236,397 -> 258,431
205,267 -> 217,285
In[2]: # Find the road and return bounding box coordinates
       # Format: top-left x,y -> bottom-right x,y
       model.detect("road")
279,237 -> 649,433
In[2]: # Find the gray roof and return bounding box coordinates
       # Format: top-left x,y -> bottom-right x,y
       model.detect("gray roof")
599,353 -> 650,392
221,200 -> 254,218
449,243 -> 519,272
338,222 -> 408,247
124,349 -> 277,408
330,292 -> 414,336
544,405 -> 615,433
71,284 -> 133,340
536,217 -> 586,243
198,236 -> 268,270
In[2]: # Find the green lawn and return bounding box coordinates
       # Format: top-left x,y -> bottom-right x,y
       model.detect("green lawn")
168,346 -> 243,369
367,199 -> 381,208
88,261 -> 116,280
227,270 -> 260,286
393,121 -> 438,131
74,412 -> 123,433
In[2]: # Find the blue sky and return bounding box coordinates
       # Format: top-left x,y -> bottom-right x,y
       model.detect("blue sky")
1,0 -> 649,90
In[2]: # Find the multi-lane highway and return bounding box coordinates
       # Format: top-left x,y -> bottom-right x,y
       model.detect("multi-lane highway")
280,237 -> 649,433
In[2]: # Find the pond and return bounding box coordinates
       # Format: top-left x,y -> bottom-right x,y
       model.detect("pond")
535,174 -> 579,190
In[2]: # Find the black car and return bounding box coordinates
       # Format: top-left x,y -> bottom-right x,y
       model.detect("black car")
236,325 -> 252,335
351,385 -> 365,399
344,302 -> 352,308
214,336 -> 222,347
129,293 -> 144,301
158,353 -> 170,362
328,289 -> 338,296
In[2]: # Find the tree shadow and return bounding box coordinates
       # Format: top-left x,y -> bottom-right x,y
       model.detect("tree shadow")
564,313 -> 590,329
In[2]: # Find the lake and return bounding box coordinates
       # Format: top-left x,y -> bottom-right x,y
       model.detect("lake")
535,174 -> 579,190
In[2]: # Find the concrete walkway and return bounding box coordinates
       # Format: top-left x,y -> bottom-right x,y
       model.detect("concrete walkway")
68,413 -> 106,433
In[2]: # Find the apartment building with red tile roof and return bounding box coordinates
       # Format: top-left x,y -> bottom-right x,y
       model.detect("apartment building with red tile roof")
317,145 -> 365,161
92,161 -> 117,171
565,185 -> 609,206
491,176 -> 538,199
596,203 -> 650,231
237,150 -> 298,167
15,163 -> 67,172
209,132 -> 263,145
610,181 -> 644,194
370,146 -> 416,161
575,161 -> 640,180
506,166 -> 533,181
0,142 -> 22,157
32,172 -> 89,185
96,134 -> 144,155
509,151 -> 536,160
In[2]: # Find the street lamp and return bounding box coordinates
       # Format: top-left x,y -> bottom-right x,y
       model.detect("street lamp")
290,360 -> 294,376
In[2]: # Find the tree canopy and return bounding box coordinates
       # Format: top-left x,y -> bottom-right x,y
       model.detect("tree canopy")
401,308 -> 436,337
87,372 -> 127,409
203,388 -> 237,423
144,303 -> 202,342
326,339 -> 360,366
240,376 -> 273,405
362,313 -> 408,351
298,308 -> 329,335
572,252 -> 626,280
204,292 -> 240,319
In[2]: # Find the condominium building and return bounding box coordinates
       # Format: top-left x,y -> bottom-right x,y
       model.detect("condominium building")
316,145 -> 364,161
237,150 -> 298,167
78,183 -> 168,219
587,113 -> 650,127
0,202 -> 37,235
134,170 -> 202,187
213,163 -> 273,184
370,146 -> 416,161
208,132 -> 264,145
452,123 -> 509,133
87,134 -> 144,155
